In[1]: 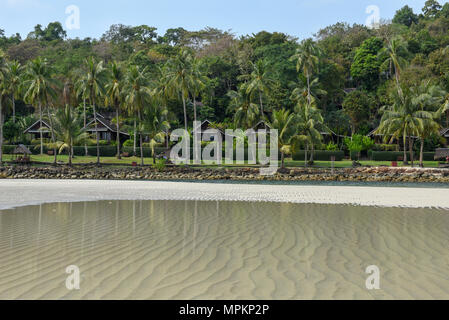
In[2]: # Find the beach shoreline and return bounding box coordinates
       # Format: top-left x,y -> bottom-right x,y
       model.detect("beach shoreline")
1,179 -> 449,210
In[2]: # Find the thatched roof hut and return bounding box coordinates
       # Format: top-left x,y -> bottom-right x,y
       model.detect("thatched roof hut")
434,148 -> 449,160
13,144 -> 32,155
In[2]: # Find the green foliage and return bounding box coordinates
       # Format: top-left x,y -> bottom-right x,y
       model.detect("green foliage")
292,150 -> 345,161
393,5 -> 419,27
351,37 -> 384,89
325,142 -> 339,151
344,135 -> 374,160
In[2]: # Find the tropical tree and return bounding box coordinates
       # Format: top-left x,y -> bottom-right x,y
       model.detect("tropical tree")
52,105 -> 89,166
165,49 -> 193,131
380,38 -> 408,95
227,83 -> 260,129
5,60 -> 23,123
23,57 -> 57,155
269,108 -> 295,169
190,56 -> 208,123
290,39 -> 322,104
74,68 -> 91,156
240,60 -> 275,120
105,61 -> 125,159
0,50 -> 8,164
377,86 -> 429,167
294,100 -> 326,166
81,57 -> 107,164
290,75 -> 327,105
142,104 -> 170,164
125,65 -> 152,166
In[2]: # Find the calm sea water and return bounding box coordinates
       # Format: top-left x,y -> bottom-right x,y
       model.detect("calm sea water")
0,200 -> 448,300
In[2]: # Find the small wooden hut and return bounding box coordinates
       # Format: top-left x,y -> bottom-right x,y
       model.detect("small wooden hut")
13,144 -> 32,163
434,148 -> 449,160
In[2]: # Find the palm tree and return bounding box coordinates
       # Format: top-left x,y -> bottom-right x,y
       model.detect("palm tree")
290,75 -> 327,105
52,105 -> 89,166
125,65 -> 152,166
380,38 -> 408,96
5,60 -> 23,123
377,87 -> 427,167
0,50 -> 8,165
269,108 -> 296,169
23,57 -> 57,155
227,84 -> 260,130
165,49 -> 193,132
190,57 -> 208,123
241,60 -> 275,120
82,57 -> 107,165
412,80 -> 447,167
74,69 -> 90,156
290,39 -> 322,105
294,101 -> 325,167
142,104 -> 170,164
153,66 -> 172,149
105,61 -> 125,159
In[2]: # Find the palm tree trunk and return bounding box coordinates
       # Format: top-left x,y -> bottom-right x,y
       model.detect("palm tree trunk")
138,109 -> 144,166
193,96 -> 197,123
12,95 -> 15,124
0,99 -> 3,165
83,99 -> 88,157
306,73 -> 311,105
259,91 -> 264,120
419,138 -> 424,168
116,103 -> 121,160
409,136 -> 414,168
310,143 -> 315,164
69,140 -> 73,167
133,117 -> 137,156
304,144 -> 308,168
281,152 -> 285,169
182,95 -> 188,132
39,101 -> 43,155
153,145 -> 156,165
403,134 -> 408,165
92,103 -> 100,165
46,108 -> 57,165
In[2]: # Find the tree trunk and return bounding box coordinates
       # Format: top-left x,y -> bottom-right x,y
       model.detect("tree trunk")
93,103 -> 100,165
68,140 -> 73,167
39,101 -> 43,155
281,152 -> 285,169
304,144 -> 308,169
310,143 -> 315,164
259,91 -> 264,121
0,99 -> 3,165
12,95 -> 15,124
306,73 -> 311,105
46,108 -> 57,165
153,145 -> 156,165
403,134 -> 408,165
419,138 -> 424,168
133,118 -> 137,156
138,109 -> 144,166
182,95 -> 188,132
409,136 -> 414,168
446,110 -> 449,129
83,99 -> 88,157
193,96 -> 197,124
116,103 -> 121,160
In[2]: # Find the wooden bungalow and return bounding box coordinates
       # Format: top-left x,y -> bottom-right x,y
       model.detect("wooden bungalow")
435,148 -> 449,160
12,144 -> 32,163
23,120 -> 52,140
84,113 -> 130,143
440,128 -> 449,146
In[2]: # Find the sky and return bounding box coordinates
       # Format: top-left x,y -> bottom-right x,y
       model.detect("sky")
0,0 -> 446,41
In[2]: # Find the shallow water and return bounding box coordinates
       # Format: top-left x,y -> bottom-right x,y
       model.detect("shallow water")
0,200 -> 448,300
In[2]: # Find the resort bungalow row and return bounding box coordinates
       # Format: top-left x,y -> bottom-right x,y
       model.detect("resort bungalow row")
23,113 -> 130,143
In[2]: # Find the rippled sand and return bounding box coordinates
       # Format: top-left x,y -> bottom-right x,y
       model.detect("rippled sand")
1,200 -> 449,300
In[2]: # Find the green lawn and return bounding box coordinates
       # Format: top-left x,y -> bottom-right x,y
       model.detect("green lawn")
2,154 -> 441,168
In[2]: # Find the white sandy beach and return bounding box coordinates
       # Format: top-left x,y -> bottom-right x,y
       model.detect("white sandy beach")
0,179 -> 449,210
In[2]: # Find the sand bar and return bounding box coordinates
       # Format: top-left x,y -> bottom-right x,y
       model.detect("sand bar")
1,179 -> 449,210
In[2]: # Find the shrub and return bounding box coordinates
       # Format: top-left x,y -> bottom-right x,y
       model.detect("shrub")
123,139 -> 134,147
372,144 -> 400,152
325,142 -> 339,151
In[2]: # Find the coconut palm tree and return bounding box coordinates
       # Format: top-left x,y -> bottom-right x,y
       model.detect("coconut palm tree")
52,105 -> 89,166
74,69 -> 91,156
142,104 -> 170,164
190,57 -> 208,123
105,61 -> 125,159
5,60 -> 23,123
227,83 -> 260,130
290,39 -> 322,105
269,108 -> 296,169
377,86 -> 428,167
124,65 -> 152,166
81,57 -> 107,165
0,50 -> 9,165
290,75 -> 327,105
380,38 -> 408,96
165,49 -> 193,132
23,57 -> 57,155
294,100 -> 325,167
241,60 -> 275,120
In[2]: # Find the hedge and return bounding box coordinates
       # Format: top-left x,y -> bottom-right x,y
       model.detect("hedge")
292,150 -> 345,161
370,151 -> 435,161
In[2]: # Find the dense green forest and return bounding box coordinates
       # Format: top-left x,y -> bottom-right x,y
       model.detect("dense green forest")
1,0 -> 449,167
